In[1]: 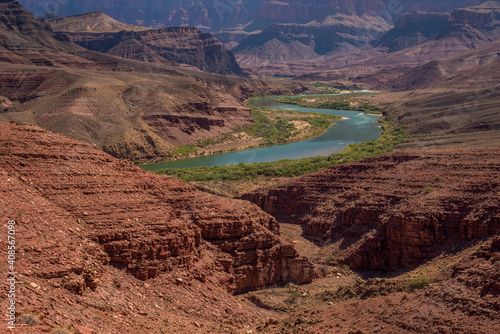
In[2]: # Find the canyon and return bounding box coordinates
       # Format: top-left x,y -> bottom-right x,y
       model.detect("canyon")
374,11 -> 451,52
0,0 -> 498,333
2,123 -> 498,333
0,0 -> 309,162
17,0 -> 485,30
241,1 -> 500,75
259,234 -> 500,333
16,0 -> 492,75
233,13 -> 391,70
242,149 -> 499,270
0,121 -> 315,332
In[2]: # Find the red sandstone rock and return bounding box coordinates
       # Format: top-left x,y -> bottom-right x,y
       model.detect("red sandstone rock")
0,122 -> 315,333
242,150 -> 500,270
273,235 -> 500,333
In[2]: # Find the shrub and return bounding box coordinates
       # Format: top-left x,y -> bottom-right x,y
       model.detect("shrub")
285,290 -> 301,304
325,254 -> 335,263
409,276 -> 431,291
52,329 -> 72,334
19,313 -> 40,326
423,186 -> 433,194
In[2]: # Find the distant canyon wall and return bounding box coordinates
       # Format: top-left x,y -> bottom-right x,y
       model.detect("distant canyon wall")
18,0 -> 486,30
62,26 -> 243,75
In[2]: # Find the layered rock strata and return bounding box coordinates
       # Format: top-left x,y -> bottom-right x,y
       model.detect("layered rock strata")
54,23 -> 243,75
0,1 -> 310,161
274,234 -> 500,333
242,150 -> 500,270
375,12 -> 450,52
0,122 -> 315,296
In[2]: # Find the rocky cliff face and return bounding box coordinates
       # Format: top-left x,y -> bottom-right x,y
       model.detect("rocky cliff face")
242,150 -> 499,271
382,0 -> 484,18
234,13 -> 391,67
68,27 -> 242,75
375,11 -> 450,52
18,0 -> 485,30
231,0 -> 488,72
0,121 -> 316,332
274,234 -> 500,333
436,2 -> 500,39
19,0 -> 264,30
299,1 -> 500,79
48,10 -> 150,33
15,0 -> 490,74
0,0 -> 99,68
49,12 -> 243,75
451,6 -> 499,25
376,4 -> 500,88
256,0 -> 390,23
0,121 -> 315,290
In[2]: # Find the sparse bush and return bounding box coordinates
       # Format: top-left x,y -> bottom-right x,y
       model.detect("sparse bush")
339,264 -> 350,272
19,313 -> 40,326
306,115 -> 332,129
285,290 -> 301,304
171,145 -> 197,157
240,109 -> 298,144
52,329 -> 72,334
284,283 -> 301,304
325,254 -> 335,263
409,276 -> 431,291
423,186 -> 433,194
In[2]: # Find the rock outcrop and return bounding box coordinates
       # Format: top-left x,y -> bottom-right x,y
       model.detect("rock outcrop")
48,10 -> 150,33
242,150 -> 500,271
255,0 -> 390,24
0,121 -> 316,332
231,1 -> 492,73
49,12 -> 243,75
375,11 -> 450,52
296,1 -> 500,81
0,122 -> 315,292
272,234 -> 500,334
0,120 -> 317,306
377,1 -> 500,64
382,0 -> 484,17
19,0 -> 264,30
15,0 -> 491,75
234,13 -> 391,67
0,0 -> 99,68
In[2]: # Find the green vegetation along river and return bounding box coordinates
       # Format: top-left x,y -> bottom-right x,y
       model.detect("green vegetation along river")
141,95 -> 382,171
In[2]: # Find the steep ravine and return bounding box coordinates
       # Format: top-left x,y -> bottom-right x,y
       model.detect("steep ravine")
242,149 -> 500,270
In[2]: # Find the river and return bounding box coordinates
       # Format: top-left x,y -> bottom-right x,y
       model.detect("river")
140,94 -> 382,171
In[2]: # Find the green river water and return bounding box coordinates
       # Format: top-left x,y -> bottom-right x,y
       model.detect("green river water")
141,93 -> 382,171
